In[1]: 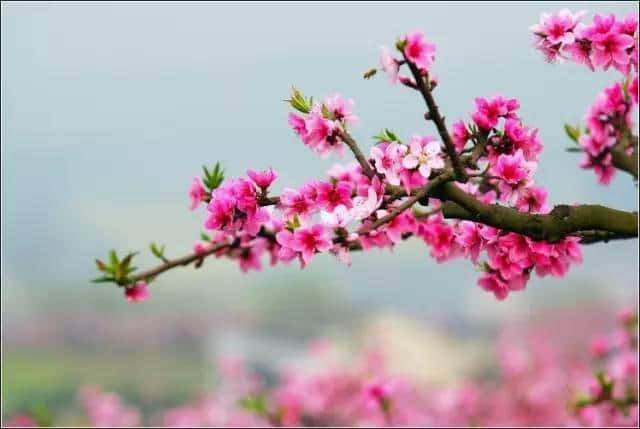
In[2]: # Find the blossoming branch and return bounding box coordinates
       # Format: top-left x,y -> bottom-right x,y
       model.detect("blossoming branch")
94,9 -> 639,302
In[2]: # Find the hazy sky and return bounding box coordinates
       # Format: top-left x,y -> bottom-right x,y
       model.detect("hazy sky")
2,2 -> 637,325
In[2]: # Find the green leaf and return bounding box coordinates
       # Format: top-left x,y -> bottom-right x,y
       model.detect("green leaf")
373,128 -> 400,144
286,86 -> 313,114
95,259 -> 108,272
200,232 -> 211,242
150,242 -> 166,259
564,123 -> 581,143
108,249 -> 119,268
92,276 -> 114,284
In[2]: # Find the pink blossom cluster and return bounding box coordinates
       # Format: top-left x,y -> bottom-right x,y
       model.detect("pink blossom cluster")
186,83 -> 582,300
171,19 -> 636,303
287,94 -> 358,158
77,385 -> 142,427
530,10 -> 638,75
8,308 -> 634,427
379,31 -> 437,85
578,77 -> 638,184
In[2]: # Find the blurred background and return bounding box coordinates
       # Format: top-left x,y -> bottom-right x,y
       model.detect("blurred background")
1,1 -> 638,425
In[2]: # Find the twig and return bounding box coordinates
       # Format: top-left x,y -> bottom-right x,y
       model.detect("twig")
359,171 -> 453,233
338,129 -> 376,179
401,52 -> 467,182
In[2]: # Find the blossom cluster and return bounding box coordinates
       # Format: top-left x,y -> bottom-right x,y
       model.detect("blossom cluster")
530,10 -> 638,75
578,77 -> 638,184
7,308 -> 635,427
108,14 -> 637,303
287,93 -> 358,158
173,29 -> 593,302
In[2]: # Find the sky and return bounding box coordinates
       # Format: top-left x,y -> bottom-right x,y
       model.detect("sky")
1,2 -> 638,329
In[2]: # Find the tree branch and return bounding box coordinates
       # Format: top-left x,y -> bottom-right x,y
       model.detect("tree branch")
359,171 -> 453,233
124,241 -> 231,285
338,129 -> 376,179
439,182 -> 638,242
402,52 -> 467,182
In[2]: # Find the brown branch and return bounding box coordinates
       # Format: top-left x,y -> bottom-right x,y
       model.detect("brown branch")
401,52 -> 467,182
359,171 -> 453,233
124,241 -> 231,285
576,230 -> 639,245
611,147 -> 638,179
439,182 -> 638,243
338,129 -> 376,179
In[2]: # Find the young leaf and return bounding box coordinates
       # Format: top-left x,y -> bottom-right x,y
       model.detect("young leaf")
564,123 -> 581,143
109,249 -> 119,268
95,259 -> 108,272
92,276 -> 114,284
200,232 -> 211,242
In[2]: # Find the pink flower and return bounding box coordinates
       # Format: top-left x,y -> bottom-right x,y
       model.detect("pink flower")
205,193 -> 236,231
530,9 -> 585,45
478,272 -> 509,300
451,120 -> 470,152
230,179 -> 258,214
580,151 -> 615,185
380,46 -> 400,84
419,215 -> 460,263
591,31 -> 635,74
584,14 -> 618,42
320,204 -> 353,228
189,177 -> 207,210
403,31 -> 436,71
125,281 -> 149,302
247,167 -> 277,190
351,186 -> 382,220
304,111 -> 340,156
370,142 -> 407,186
4,415 -> 37,427
472,96 -> 520,130
324,94 -> 358,126
288,113 -> 307,137
280,187 -> 315,219
290,225 -> 333,265
380,210 -> 417,243
455,221 -> 484,262
402,136 -> 444,179
316,181 -> 353,212
515,185 -> 549,213
493,150 -> 534,186
237,239 -> 266,273
563,31 -> 595,71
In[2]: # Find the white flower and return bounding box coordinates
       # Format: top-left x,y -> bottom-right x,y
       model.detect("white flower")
402,137 -> 445,179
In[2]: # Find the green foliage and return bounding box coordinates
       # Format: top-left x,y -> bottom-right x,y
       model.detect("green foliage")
150,242 -> 167,261
286,86 -> 313,114
202,162 -> 225,192
373,128 -> 401,144
93,250 -> 137,285
564,123 -> 582,143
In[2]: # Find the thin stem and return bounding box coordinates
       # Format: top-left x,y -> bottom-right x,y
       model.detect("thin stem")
359,171 -> 453,233
125,242 -> 230,285
401,52 -> 467,182
338,129 -> 376,179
